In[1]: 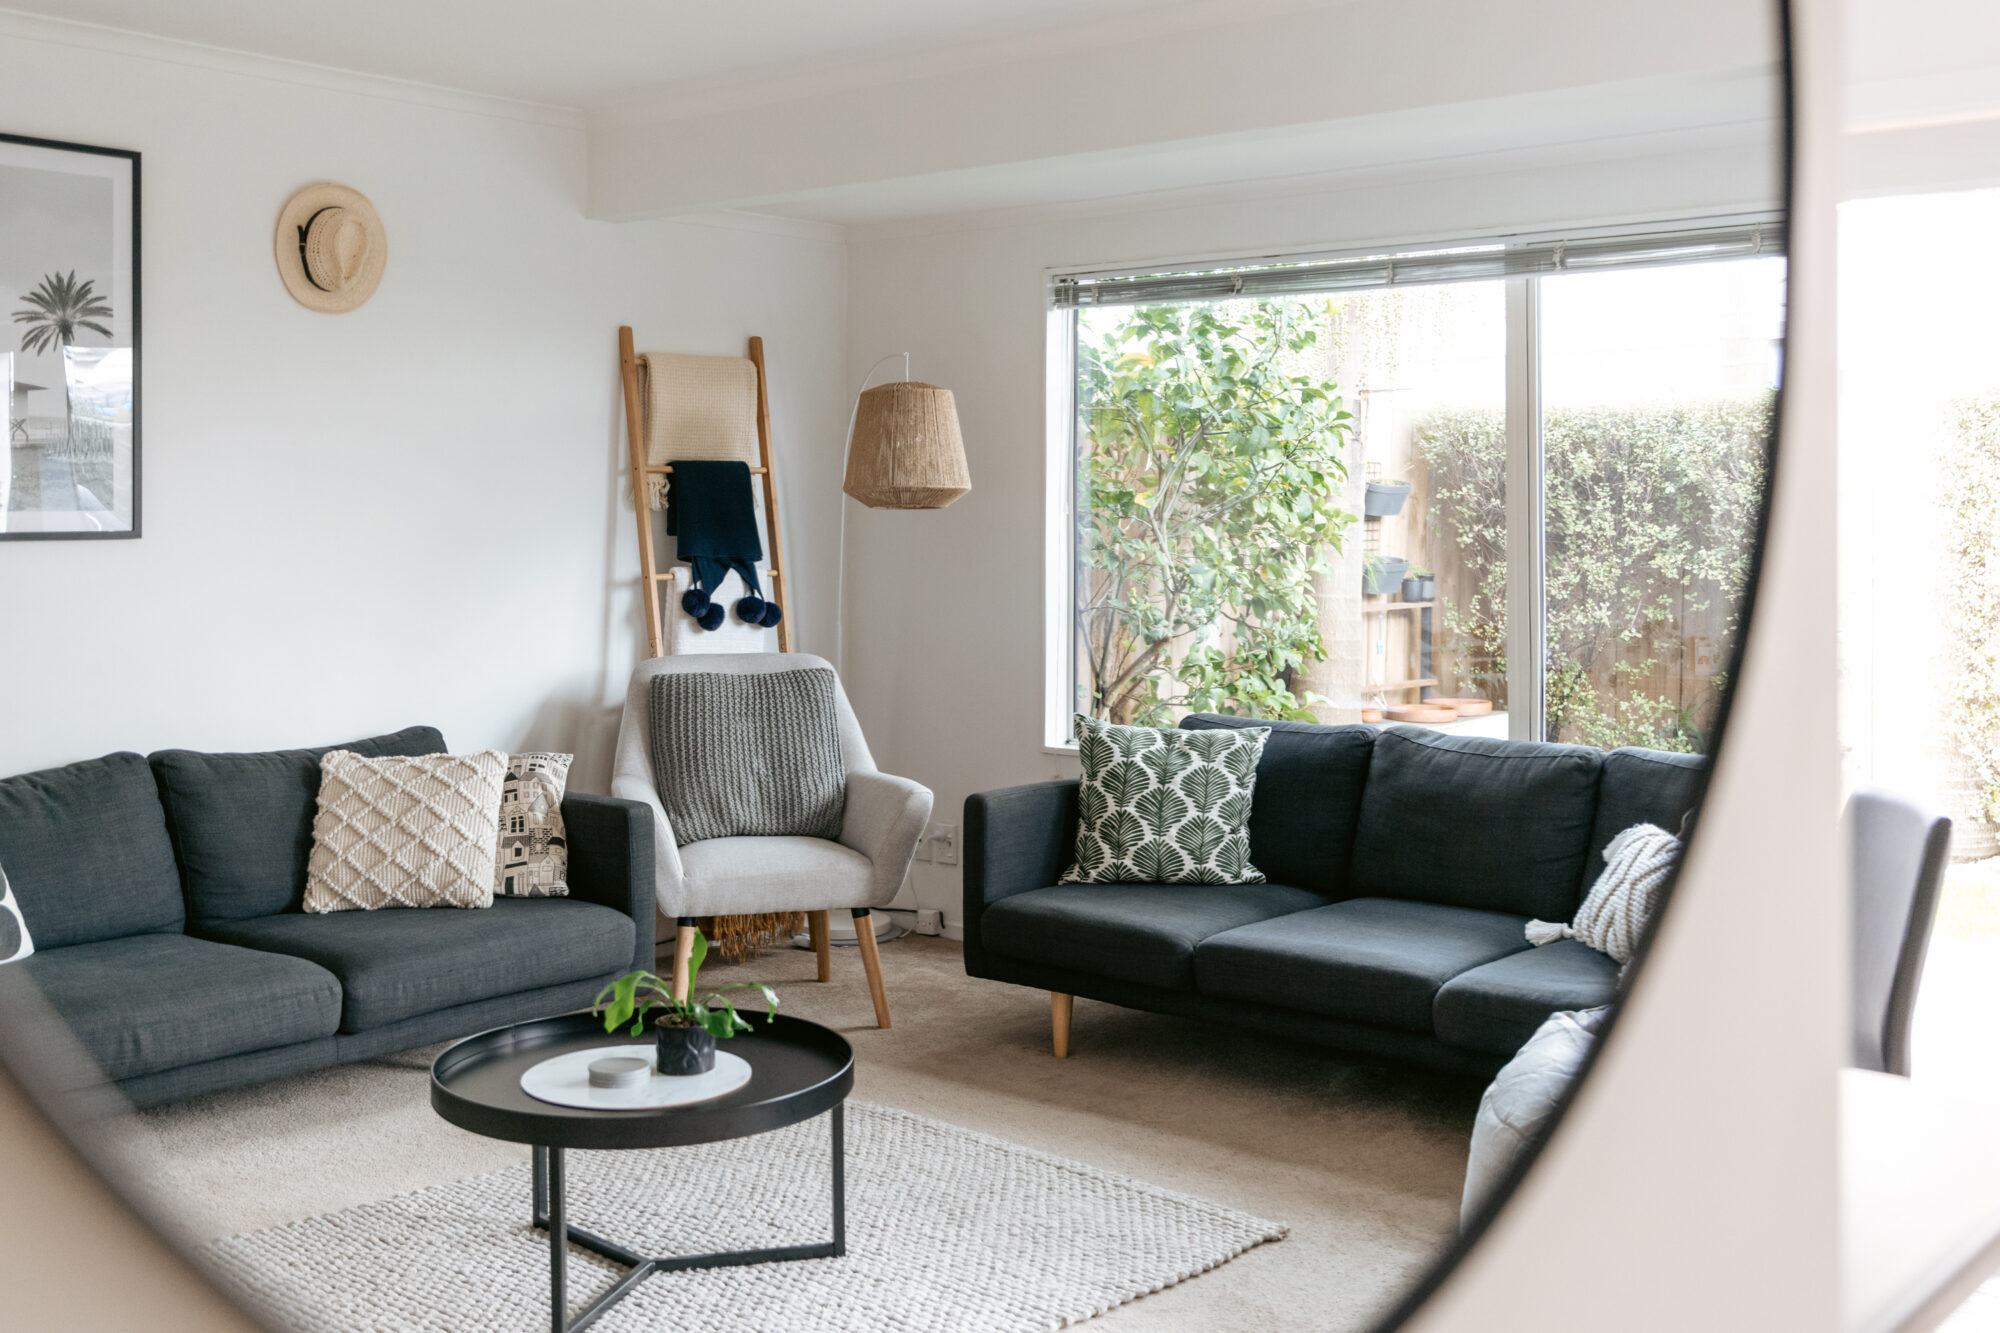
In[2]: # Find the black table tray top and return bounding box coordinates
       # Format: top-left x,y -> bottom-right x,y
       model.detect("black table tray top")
430,1012 -> 854,1151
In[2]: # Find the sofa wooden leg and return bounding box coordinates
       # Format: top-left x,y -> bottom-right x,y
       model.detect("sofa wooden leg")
1052,992 -> 1073,1058
808,909 -> 832,982
671,918 -> 697,1001
852,909 -> 891,1029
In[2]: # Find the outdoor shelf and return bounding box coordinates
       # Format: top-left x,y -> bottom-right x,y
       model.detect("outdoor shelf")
1379,677 -> 1438,690
1361,601 -> 1435,614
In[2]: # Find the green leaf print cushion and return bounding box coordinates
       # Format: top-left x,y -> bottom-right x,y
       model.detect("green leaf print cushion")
1060,714 -> 1271,885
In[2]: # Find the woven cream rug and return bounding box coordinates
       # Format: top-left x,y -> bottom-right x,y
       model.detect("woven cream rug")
202,1101 -> 1286,1332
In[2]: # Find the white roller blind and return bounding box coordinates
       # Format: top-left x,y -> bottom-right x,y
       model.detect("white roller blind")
1049,217 -> 1785,309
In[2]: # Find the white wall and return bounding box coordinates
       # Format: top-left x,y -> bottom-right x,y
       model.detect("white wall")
841,132 -> 1783,928
0,20 -> 849,787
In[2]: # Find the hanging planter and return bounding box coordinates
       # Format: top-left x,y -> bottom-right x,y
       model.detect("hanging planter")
1364,480 -> 1412,517
1364,555 -> 1410,596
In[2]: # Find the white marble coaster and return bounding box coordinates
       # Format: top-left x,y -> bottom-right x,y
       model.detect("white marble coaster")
520,1045 -> 752,1110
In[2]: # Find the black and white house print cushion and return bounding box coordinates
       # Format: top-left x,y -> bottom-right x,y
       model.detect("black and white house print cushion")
0,862 -> 33,964
1060,714 -> 1271,885
494,752 -> 572,897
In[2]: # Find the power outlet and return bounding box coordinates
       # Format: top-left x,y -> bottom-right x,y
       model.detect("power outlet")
932,822 -> 959,865
913,833 -> 932,862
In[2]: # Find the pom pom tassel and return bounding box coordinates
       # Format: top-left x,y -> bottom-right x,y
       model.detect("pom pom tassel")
1524,919 -> 1573,947
759,601 -> 783,628
680,588 -> 710,618
734,594 -> 766,623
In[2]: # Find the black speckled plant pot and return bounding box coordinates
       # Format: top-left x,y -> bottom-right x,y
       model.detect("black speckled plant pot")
654,1022 -> 717,1076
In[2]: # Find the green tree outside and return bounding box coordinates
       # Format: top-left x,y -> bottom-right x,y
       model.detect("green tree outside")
1076,301 -> 1355,726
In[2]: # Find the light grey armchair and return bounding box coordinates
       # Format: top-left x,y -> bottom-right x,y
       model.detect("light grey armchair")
611,652 -> 932,1027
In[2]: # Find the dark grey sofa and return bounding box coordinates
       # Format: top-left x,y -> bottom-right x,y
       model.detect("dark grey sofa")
964,716 -> 1703,1076
0,727 -> 653,1107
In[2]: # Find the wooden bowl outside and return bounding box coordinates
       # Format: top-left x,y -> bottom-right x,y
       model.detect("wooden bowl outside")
1386,705 -> 1458,724
1430,697 -> 1494,717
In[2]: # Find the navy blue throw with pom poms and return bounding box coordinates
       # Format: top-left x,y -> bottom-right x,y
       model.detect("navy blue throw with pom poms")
664,460 -> 782,633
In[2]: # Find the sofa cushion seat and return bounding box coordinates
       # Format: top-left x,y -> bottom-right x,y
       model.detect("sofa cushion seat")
149,726 -> 448,922
980,883 -> 1327,991
1348,729 -> 1603,922
1432,939 -> 1621,1055
0,752 -> 186,949
191,897 -> 634,1033
1195,897 -> 1532,1033
1586,747 -> 1706,868
15,934 -> 342,1081
676,835 -> 873,918
1179,716 -> 1376,897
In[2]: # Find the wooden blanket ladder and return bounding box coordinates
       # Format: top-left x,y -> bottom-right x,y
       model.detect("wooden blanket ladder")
617,326 -> 792,657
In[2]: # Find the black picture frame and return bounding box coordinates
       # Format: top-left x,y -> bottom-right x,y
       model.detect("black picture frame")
0,131 -> 141,541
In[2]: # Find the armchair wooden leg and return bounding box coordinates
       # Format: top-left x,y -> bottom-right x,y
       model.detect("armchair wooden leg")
851,908 -> 891,1029
1051,993 -> 1073,1059
808,910 -> 832,983
671,918 -> 697,1001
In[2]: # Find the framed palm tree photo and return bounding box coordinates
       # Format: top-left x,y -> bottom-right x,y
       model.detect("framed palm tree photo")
2,133 -> 139,539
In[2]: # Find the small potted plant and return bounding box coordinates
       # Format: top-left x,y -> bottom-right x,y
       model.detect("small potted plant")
593,930 -> 777,1076
1401,566 -> 1435,601
1364,479 -> 1412,517
1364,554 -> 1410,595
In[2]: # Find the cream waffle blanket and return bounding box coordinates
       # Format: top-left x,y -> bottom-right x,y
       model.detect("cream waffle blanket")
638,351 -> 761,508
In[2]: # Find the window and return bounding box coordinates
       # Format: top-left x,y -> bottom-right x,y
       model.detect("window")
1839,187 -> 2000,1084
1047,222 -> 1785,752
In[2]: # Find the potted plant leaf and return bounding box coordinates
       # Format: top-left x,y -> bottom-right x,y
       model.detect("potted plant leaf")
1364,554 -> 1410,595
1364,479 -> 1412,517
1401,566 -> 1436,601
593,929 -> 778,1076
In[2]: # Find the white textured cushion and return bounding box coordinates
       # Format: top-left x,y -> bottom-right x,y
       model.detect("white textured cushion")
677,836 -> 874,917
0,863 -> 32,964
1526,822 -> 1680,964
495,752 -> 571,897
305,751 -> 507,912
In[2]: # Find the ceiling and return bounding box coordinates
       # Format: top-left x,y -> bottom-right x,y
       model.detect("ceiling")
0,0 -> 1303,112
3,0 -> 1784,224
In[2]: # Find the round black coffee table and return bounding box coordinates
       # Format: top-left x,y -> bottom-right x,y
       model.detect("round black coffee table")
432,1011 -> 854,1333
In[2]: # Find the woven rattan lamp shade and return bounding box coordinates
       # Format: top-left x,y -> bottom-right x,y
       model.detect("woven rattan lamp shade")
842,381 -> 970,510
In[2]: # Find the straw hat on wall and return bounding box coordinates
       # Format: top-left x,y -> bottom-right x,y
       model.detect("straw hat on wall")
273,183 -> 387,313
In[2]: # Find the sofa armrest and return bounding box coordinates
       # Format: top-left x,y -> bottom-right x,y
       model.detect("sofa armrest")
561,792 -> 655,973
840,770 -> 934,909
962,780 -> 1078,971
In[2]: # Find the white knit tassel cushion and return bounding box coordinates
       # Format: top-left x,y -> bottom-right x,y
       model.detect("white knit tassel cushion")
1525,822 -> 1680,964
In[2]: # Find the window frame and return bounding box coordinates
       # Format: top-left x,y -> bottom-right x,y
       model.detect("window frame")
1043,217 -> 1785,752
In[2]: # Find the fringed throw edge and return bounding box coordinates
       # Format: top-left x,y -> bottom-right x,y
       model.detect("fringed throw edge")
698,912 -> 804,963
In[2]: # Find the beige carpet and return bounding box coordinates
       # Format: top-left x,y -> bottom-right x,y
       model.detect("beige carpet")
111,935 -> 1479,1332
205,1101 -> 1286,1333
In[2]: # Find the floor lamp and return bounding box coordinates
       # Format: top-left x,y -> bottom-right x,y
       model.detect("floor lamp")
830,354 -> 971,941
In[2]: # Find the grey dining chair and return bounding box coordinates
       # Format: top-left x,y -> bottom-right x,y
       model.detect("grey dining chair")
1849,789 -> 1952,1076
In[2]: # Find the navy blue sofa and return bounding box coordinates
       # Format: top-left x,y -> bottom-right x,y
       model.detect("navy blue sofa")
0,727 -> 653,1108
964,716 -> 1704,1075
